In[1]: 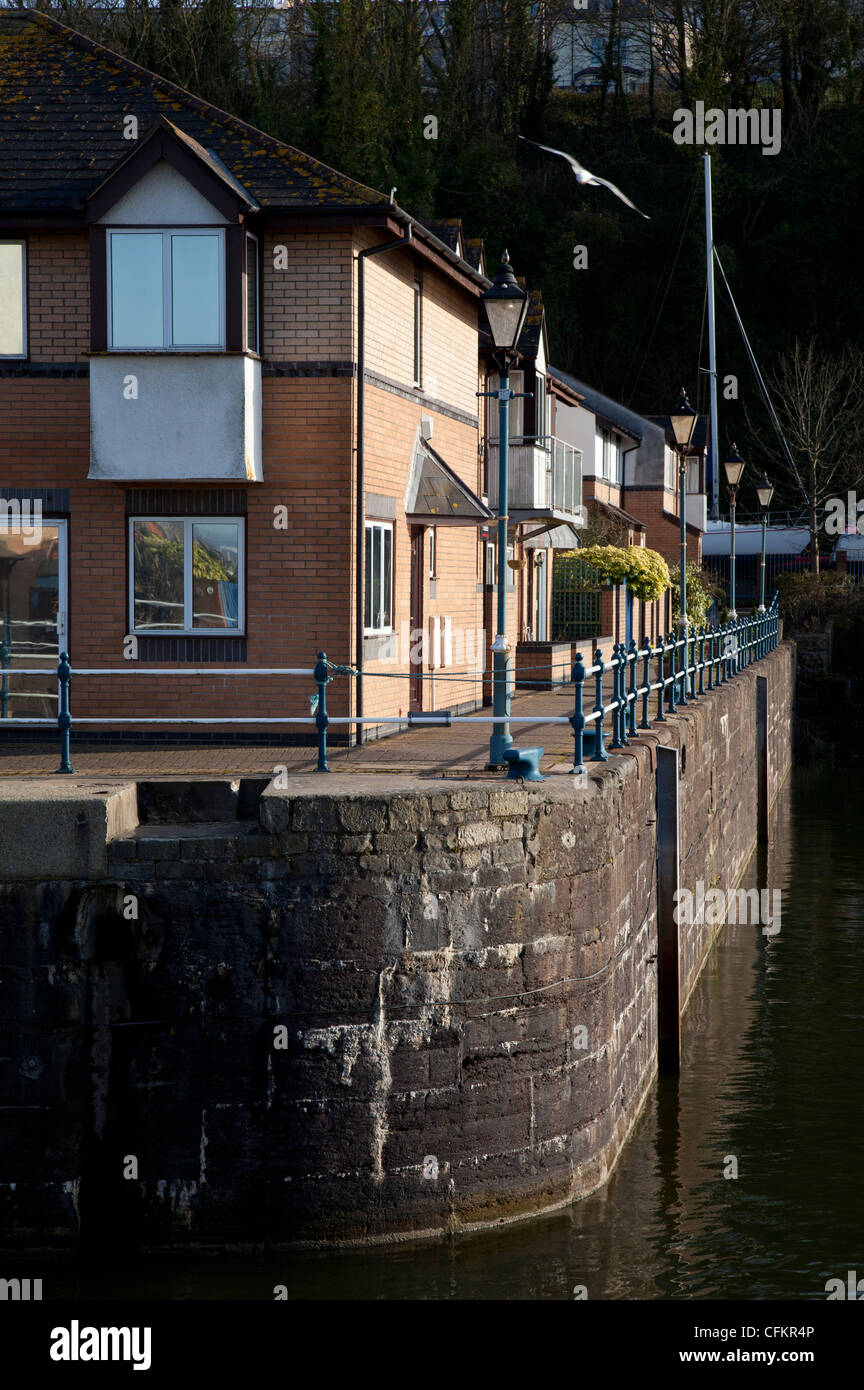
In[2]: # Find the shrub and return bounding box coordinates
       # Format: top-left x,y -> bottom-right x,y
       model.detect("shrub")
557,544 -> 670,603
670,561 -> 715,629
776,570 -> 855,630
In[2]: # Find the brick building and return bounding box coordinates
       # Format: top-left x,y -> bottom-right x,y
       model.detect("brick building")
547,366 -> 709,645
0,9 -> 585,743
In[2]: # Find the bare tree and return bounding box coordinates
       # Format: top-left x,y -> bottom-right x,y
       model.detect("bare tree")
747,339 -> 864,572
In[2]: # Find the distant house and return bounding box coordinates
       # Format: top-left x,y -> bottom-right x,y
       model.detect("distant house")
547,366 -> 708,643
547,0 -> 680,94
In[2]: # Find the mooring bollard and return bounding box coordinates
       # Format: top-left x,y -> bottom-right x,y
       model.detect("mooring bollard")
313,650 -> 330,772
56,650 -> 73,775
591,647 -> 608,761
570,651 -> 586,774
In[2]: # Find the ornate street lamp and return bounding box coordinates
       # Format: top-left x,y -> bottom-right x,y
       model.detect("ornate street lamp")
669,389 -> 699,638
724,444 -> 746,619
480,252 -> 529,767
756,472 -> 774,612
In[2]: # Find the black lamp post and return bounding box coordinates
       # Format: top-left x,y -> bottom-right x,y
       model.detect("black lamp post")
480,252 -> 529,767
669,389 -> 699,633
724,444 -> 745,618
756,472 -> 774,612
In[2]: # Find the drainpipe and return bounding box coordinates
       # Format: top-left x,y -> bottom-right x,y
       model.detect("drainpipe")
355,225 -> 413,738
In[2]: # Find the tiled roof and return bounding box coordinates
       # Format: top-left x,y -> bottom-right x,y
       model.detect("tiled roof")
420,218 -> 462,253
548,366 -> 650,442
0,8 -> 390,211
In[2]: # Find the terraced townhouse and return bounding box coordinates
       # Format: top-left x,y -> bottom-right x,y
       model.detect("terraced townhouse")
0,8 -> 588,744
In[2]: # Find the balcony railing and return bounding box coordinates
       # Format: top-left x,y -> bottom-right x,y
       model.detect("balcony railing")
486,436 -> 583,520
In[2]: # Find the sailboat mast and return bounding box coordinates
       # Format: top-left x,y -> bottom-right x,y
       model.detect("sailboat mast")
704,154 -> 720,520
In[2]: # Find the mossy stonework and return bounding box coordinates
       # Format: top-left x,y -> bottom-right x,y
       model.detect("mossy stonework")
0,645 -> 794,1249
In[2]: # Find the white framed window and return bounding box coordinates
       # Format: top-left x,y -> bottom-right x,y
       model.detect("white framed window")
413,277 -> 422,387
246,232 -> 259,354
108,229 -> 225,350
0,239 -> 26,358
130,517 -> 244,634
428,525 -> 436,579
664,445 -> 678,492
535,374 -> 546,440
365,521 -> 393,633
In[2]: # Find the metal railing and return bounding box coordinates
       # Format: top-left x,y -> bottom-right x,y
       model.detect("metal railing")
1,595 -> 781,776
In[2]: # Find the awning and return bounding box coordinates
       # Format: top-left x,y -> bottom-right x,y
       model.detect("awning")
522,522 -> 583,550
405,435 -> 493,525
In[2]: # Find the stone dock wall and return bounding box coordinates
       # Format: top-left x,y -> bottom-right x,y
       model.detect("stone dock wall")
0,643 -> 795,1249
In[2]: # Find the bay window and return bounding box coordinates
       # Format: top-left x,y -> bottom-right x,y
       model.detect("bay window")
109,229 -> 225,350
365,521 -> 393,633
130,517 -> 243,633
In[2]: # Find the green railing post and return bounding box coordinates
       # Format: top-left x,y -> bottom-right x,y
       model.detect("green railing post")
707,625 -> 715,690
570,651 -> 586,774
668,633 -> 678,711
641,639 -> 652,729
698,626 -> 705,694
56,650 -> 73,775
610,644 -> 625,749
678,630 -> 689,705
628,638 -> 638,738
591,648 -> 608,761
656,635 -> 667,721
313,650 -> 330,772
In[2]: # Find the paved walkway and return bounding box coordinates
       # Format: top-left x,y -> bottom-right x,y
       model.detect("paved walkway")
0,683 -> 601,780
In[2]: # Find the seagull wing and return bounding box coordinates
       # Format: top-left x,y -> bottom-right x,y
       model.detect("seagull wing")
517,134 -> 585,176
586,173 -> 650,219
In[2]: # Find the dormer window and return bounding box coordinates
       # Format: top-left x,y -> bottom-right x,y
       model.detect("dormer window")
108,228 -> 225,350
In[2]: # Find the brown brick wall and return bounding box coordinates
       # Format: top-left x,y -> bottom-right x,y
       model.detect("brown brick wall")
26,232 -> 90,363
1,223 -> 500,739
261,229 -> 353,362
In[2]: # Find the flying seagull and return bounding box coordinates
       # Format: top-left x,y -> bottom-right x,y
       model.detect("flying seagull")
518,135 -> 650,218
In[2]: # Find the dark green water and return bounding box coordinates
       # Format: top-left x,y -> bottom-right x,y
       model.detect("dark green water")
21,764 -> 864,1299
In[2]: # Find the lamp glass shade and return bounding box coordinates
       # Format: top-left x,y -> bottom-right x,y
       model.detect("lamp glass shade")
482,252 -> 529,351
669,388 -> 698,448
756,475 -> 774,509
724,445 -> 745,489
